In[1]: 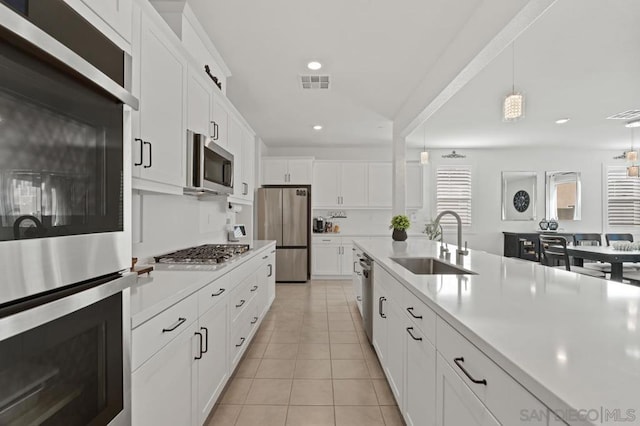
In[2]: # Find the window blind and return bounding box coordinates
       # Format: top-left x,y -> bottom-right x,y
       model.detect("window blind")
607,166 -> 640,226
436,166 -> 472,226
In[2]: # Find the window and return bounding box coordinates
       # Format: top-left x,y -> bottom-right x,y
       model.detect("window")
436,166 -> 472,226
607,166 -> 640,226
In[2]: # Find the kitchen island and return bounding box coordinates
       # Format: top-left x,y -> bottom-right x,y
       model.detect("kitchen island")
355,238 -> 640,426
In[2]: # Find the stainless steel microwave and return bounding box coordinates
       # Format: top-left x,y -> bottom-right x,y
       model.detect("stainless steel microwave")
185,130 -> 234,195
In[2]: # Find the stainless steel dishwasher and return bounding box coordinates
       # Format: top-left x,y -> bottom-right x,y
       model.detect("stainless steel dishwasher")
359,254 -> 374,343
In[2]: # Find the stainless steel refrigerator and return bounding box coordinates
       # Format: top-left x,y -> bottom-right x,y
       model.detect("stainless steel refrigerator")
257,187 -> 310,282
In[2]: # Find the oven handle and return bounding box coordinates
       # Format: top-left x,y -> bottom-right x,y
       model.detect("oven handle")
162,317 -> 186,333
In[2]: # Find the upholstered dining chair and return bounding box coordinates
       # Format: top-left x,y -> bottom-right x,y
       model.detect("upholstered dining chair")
539,235 -> 605,278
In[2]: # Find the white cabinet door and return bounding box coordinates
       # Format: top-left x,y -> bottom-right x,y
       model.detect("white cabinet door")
228,116 -> 244,198
241,130 -> 255,200
313,162 -> 340,207
405,325 -> 437,426
132,321 -> 197,426
197,304 -> 229,425
287,159 -> 313,184
368,163 -> 392,207
211,95 -> 229,149
385,299 -> 404,405
406,163 -> 424,209
135,15 -> 185,186
186,68 -> 211,136
266,251 -> 276,305
436,353 -> 500,426
262,158 -> 288,185
312,244 -> 341,275
341,242 -> 355,276
340,162 -> 368,207
372,279 -> 388,366
80,0 -> 132,41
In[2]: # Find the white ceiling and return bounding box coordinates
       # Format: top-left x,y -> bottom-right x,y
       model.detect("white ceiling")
187,0 -> 535,147
407,0 -> 640,150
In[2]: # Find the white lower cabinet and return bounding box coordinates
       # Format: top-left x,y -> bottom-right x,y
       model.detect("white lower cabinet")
132,320 -> 198,426
132,247 -> 275,426
312,237 -> 355,277
436,353 -> 500,426
369,261 -> 551,426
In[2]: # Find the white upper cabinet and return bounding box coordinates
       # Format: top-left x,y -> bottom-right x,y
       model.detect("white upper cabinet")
132,7 -> 186,189
76,0 -> 133,44
241,130 -> 255,200
313,161 -> 367,208
186,66 -> 211,136
312,162 -> 340,206
368,162 -> 392,208
262,158 -> 313,185
341,162 -> 368,207
406,162 -> 424,209
211,94 -> 229,149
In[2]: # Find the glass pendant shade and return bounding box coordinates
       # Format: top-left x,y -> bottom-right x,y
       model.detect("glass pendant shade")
627,151 -> 638,162
420,151 -> 429,164
503,93 -> 524,121
628,165 -> 639,177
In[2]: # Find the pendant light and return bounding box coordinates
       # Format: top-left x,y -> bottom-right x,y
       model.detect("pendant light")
503,43 -> 524,121
628,127 -> 639,177
420,124 -> 429,164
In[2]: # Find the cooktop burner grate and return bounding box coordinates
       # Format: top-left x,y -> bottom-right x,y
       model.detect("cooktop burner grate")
154,244 -> 251,264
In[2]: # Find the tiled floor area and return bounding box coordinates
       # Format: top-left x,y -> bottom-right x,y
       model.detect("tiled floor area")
206,280 -> 405,426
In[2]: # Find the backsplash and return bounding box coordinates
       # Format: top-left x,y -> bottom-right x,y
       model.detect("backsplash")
312,209 -> 426,236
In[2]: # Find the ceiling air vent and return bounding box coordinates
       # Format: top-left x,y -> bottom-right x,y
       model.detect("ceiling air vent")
607,110 -> 640,120
300,75 -> 330,90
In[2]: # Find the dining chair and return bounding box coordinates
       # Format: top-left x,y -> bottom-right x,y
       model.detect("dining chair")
572,233 -> 610,273
605,233 -> 634,246
539,236 -> 605,278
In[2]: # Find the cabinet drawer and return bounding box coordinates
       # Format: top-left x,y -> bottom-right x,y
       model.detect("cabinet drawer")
230,274 -> 255,325
132,293 -> 198,371
437,318 -> 547,424
229,312 -> 252,370
198,274 -> 231,314
313,236 -> 342,245
400,285 -> 436,345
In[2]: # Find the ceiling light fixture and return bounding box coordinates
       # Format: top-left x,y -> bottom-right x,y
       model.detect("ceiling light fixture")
420,124 -> 429,165
442,150 -> 466,159
626,119 -> 640,128
307,61 -> 322,71
503,43 -> 524,122
313,125 -> 322,130
555,118 -> 570,124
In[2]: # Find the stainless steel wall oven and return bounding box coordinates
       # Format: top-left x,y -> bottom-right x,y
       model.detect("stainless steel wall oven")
0,1 -> 138,424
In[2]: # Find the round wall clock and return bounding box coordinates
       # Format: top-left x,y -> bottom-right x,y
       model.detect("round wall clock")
513,190 -> 530,212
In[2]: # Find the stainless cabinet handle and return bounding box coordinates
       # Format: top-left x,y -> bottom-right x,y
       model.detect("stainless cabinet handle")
194,331 -> 203,360
406,327 -> 422,341
407,307 -> 423,319
250,285 -> 258,292
200,327 -> 209,353
212,288 -> 226,297
162,317 -> 186,333
235,337 -> 246,347
454,357 -> 487,385
134,138 -> 143,166
236,299 -> 246,308
251,316 -> 258,324
379,297 -> 387,318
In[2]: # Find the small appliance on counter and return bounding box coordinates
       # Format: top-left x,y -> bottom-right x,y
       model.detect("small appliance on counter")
228,224 -> 246,242
313,216 -> 325,233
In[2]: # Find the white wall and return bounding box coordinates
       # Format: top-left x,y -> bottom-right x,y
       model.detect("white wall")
132,191 -> 231,260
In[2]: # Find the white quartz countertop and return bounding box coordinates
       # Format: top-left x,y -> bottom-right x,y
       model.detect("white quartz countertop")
130,241 -> 276,328
355,238 -> 640,426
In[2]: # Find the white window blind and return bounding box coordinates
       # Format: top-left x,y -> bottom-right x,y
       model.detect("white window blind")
436,166 -> 472,226
607,166 -> 640,226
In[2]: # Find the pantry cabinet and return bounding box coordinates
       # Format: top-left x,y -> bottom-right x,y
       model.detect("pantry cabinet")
132,6 -> 186,189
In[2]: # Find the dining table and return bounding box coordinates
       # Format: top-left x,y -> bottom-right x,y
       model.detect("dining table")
566,245 -> 640,281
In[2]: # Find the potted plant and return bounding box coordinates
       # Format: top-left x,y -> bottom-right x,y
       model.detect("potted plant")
390,215 -> 410,241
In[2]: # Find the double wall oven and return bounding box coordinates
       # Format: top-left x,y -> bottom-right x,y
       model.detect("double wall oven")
0,1 -> 137,425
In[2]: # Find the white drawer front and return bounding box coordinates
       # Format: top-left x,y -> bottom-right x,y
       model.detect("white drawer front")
400,285 -> 436,345
198,273 -> 231,314
313,236 -> 342,245
132,293 -> 198,371
437,318 -> 547,425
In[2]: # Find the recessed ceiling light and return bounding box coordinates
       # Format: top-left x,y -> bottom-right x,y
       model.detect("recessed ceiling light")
313,125 -> 323,130
555,118 -> 570,124
626,119 -> 640,128
307,61 -> 322,71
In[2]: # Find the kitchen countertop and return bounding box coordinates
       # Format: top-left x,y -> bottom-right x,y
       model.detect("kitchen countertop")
355,238 -> 640,426
130,240 -> 276,328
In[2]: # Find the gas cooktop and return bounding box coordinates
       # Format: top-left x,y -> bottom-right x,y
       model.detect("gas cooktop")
154,244 -> 251,265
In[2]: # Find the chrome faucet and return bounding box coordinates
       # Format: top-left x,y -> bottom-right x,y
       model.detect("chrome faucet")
434,210 -> 469,264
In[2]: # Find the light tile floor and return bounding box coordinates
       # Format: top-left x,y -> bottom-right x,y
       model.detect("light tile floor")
206,280 -> 405,426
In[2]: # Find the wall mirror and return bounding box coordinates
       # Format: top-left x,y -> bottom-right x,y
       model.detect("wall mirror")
502,172 -> 537,221
545,171 -> 581,221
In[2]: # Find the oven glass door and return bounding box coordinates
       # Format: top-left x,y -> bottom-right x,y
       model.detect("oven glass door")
0,292 -> 123,425
0,34 -> 123,242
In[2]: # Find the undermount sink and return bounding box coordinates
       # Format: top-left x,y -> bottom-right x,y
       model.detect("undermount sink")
390,257 -> 477,275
